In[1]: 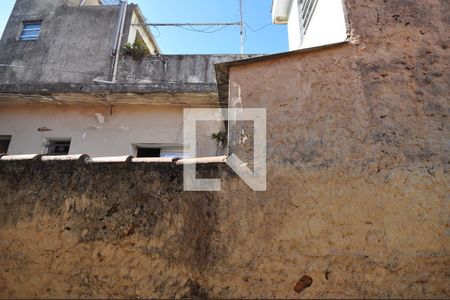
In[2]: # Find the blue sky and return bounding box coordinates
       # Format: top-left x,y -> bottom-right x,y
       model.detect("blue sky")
0,0 -> 288,54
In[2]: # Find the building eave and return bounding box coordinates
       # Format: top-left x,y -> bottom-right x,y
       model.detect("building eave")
0,82 -> 222,107
272,0 -> 293,24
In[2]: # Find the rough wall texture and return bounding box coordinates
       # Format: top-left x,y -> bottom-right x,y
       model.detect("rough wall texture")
0,0 -> 449,299
0,0 -> 120,84
0,160 -> 448,299
116,55 -> 254,84
223,0 -> 449,297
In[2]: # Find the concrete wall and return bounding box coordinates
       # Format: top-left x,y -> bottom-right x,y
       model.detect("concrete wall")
116,54 -> 253,84
0,0 -> 249,85
0,0 -> 121,84
0,104 -> 223,157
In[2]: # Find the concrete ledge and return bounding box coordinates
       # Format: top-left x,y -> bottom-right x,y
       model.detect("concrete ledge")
131,157 -> 174,163
0,154 -> 229,164
0,154 -> 42,161
41,154 -> 90,162
176,156 -> 227,165
89,156 -> 133,163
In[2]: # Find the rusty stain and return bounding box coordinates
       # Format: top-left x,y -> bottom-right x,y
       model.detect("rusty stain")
37,127 -> 52,132
293,275 -> 313,294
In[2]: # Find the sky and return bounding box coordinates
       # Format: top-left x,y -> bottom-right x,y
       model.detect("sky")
0,0 -> 288,54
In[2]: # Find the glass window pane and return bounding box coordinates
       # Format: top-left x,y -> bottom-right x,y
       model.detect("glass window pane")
20,21 -> 41,41
21,30 -> 40,36
23,24 -> 41,30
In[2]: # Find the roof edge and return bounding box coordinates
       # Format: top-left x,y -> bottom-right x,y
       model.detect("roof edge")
214,41 -> 350,109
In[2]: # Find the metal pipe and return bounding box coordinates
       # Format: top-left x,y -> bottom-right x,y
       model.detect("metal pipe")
111,0 -> 128,82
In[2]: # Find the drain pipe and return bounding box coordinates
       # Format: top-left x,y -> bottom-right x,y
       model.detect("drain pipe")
111,0 -> 128,83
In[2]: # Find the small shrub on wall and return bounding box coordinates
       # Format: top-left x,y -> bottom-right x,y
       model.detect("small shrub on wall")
122,40 -> 150,60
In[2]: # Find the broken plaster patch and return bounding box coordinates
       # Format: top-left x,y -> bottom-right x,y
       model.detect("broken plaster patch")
308,215 -> 327,238
95,113 -> 105,124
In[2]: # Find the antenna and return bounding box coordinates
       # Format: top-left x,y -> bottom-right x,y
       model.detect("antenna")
240,0 -> 244,54
139,1 -> 247,53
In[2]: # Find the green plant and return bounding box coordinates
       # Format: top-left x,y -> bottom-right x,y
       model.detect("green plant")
211,131 -> 227,144
212,131 -> 227,155
122,40 -> 150,60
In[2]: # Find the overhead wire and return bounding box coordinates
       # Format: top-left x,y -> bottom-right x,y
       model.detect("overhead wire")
244,22 -> 272,32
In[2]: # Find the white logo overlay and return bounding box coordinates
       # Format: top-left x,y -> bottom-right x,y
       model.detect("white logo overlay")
183,108 -> 266,192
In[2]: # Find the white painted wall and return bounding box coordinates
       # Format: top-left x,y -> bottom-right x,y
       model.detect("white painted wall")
287,0 -> 302,51
300,0 -> 347,49
285,0 -> 347,51
0,104 -> 223,157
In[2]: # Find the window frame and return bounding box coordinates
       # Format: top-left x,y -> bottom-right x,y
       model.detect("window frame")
300,0 -> 319,36
45,138 -> 72,156
0,135 -> 12,154
132,143 -> 189,159
18,21 -> 43,41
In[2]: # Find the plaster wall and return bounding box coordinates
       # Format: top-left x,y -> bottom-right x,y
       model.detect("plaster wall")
0,104 -> 222,157
287,0 -> 302,50
0,0 -> 120,83
117,54 -> 252,84
300,0 -> 347,49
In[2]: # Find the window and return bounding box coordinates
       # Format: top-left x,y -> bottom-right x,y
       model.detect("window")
134,144 -> 189,159
20,21 -> 42,41
137,147 -> 161,158
46,139 -> 71,155
0,135 -> 12,154
301,0 -> 319,35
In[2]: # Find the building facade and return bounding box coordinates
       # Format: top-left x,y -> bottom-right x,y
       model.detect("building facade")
0,0 -> 248,158
272,0 -> 348,50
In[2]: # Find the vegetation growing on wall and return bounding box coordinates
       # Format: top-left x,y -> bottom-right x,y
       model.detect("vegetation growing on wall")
212,131 -> 227,155
122,40 -> 150,60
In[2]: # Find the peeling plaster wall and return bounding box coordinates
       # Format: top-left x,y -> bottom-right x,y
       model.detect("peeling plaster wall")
0,104 -> 222,157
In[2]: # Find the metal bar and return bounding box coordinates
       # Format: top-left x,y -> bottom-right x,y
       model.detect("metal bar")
112,0 -> 128,83
240,0 -> 244,54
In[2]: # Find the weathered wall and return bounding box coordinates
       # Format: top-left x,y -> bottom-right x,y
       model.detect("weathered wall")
0,0 -> 449,298
0,0 -> 251,85
0,0 -> 120,83
221,0 -> 449,297
117,55 -> 254,84
0,104 -> 222,157
0,159 -> 448,298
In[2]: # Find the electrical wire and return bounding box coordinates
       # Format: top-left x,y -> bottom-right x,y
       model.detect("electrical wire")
148,24 -> 230,34
244,22 -> 272,32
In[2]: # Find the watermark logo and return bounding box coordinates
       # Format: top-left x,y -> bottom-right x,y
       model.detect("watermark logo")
183,108 -> 266,192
